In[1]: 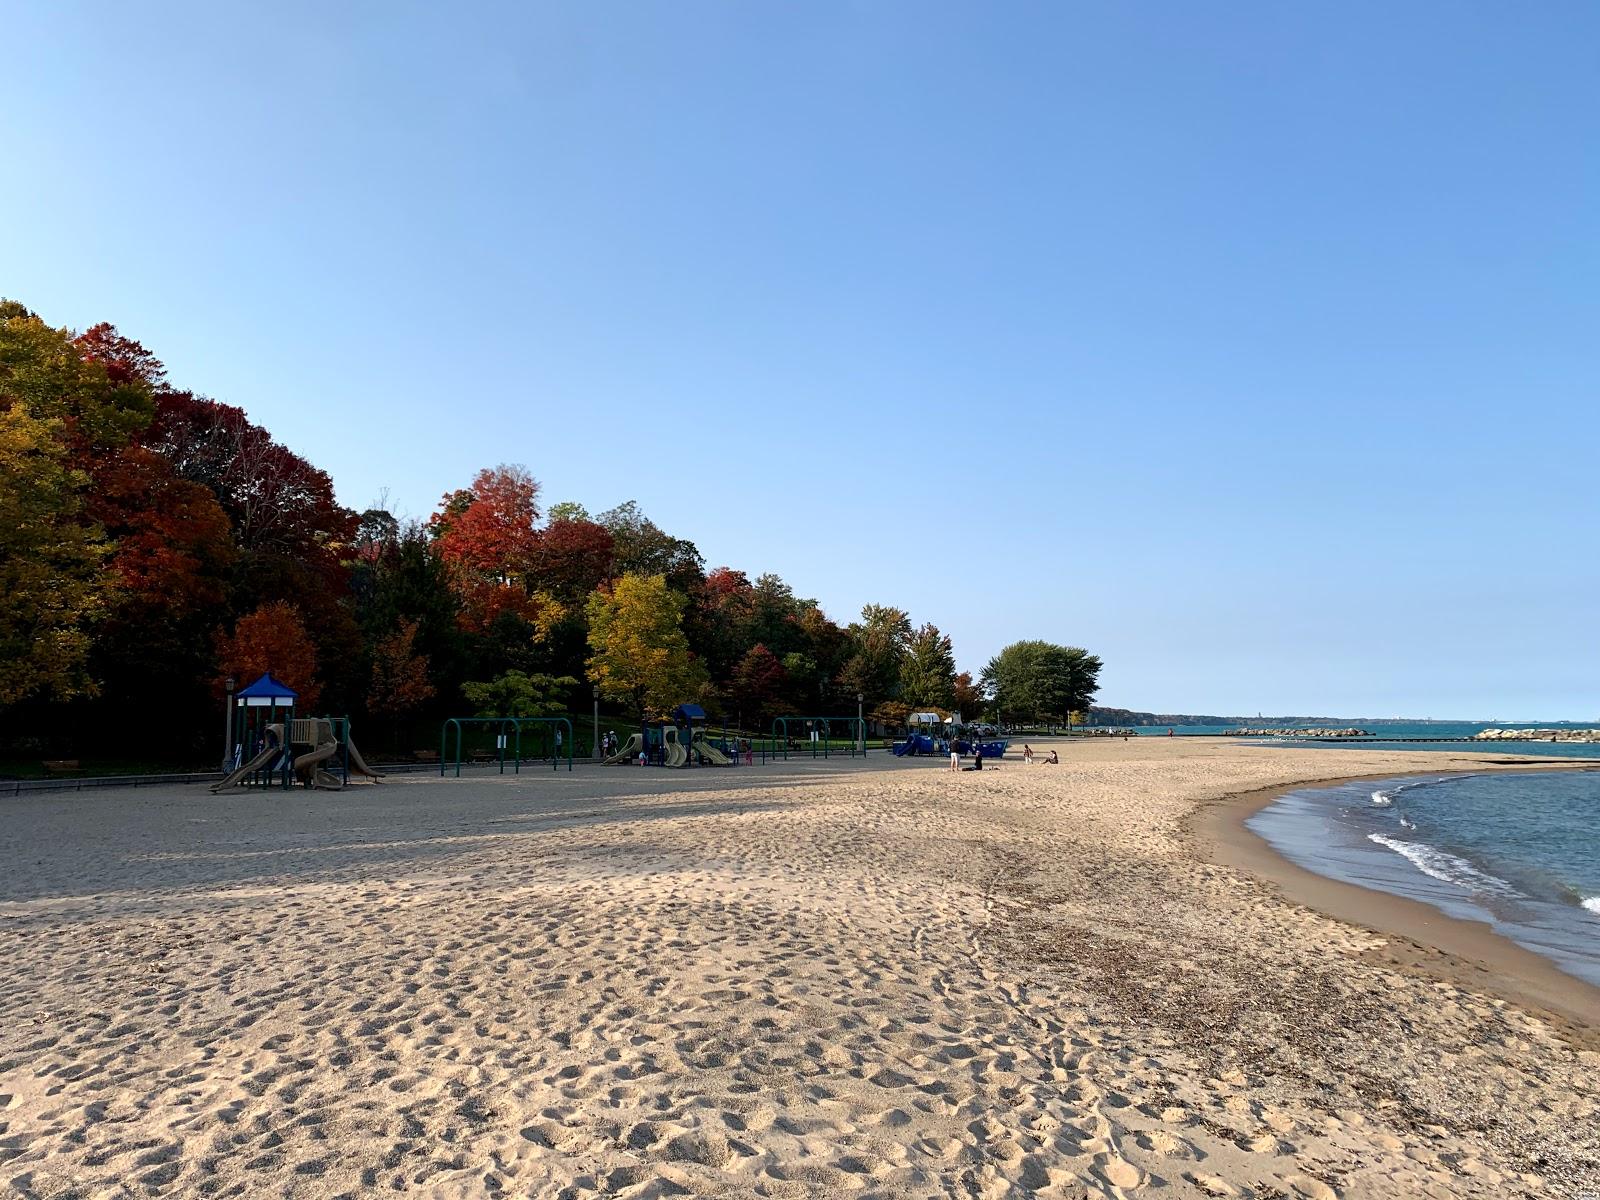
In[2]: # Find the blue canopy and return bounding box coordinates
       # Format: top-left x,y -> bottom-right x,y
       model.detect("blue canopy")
235,672 -> 298,706
672,704 -> 707,723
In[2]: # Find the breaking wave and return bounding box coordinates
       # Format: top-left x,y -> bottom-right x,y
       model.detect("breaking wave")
1366,834 -> 1521,899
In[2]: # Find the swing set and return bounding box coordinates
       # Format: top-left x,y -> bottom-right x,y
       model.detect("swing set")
763,715 -> 869,762
440,717 -> 574,776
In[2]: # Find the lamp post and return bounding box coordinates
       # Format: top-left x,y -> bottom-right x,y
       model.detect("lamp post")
221,675 -> 236,771
856,692 -> 864,754
592,684 -> 601,760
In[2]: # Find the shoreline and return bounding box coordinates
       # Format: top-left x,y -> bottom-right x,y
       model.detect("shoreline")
1190,762 -> 1600,1038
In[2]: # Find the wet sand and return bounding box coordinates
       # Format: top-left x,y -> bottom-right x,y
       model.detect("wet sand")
1,738 -> 1596,1198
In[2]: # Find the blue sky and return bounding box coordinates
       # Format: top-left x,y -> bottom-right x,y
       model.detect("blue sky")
4,3 -> 1596,718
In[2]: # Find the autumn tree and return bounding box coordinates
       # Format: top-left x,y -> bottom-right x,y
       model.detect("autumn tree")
586,573 -> 708,721
899,623 -> 957,709
215,602 -> 322,710
369,618 -> 436,732
429,464 -> 555,634
146,391 -> 354,564
0,400 -> 108,705
527,514 -> 615,604
952,671 -> 985,720
0,303 -> 135,705
728,644 -> 789,727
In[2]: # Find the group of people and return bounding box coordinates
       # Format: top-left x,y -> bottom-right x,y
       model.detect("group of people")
946,743 -> 1059,772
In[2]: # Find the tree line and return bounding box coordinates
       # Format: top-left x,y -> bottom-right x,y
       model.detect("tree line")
0,301 -> 1100,762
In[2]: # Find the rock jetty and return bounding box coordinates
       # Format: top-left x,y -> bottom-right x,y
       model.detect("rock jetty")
1472,728 -> 1600,743
1224,727 -> 1369,738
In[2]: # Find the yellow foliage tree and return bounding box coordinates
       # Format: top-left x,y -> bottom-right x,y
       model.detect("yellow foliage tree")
585,573 -> 707,721
0,303 -> 140,705
0,403 -> 110,704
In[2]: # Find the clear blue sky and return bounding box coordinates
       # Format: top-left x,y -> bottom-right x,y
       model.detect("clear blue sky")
4,3 -> 1596,719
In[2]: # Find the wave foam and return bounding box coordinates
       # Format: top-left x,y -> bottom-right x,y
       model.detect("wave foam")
1366,834 -> 1521,898
1583,897 -> 1600,917
1370,776 -> 1467,807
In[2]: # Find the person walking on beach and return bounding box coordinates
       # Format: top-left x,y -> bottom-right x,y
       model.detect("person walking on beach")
949,746 -> 960,772
1022,744 -> 1034,764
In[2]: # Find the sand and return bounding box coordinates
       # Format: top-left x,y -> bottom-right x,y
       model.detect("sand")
1,738 -> 1596,1199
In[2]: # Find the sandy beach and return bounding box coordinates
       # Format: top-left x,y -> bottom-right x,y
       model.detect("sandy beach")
2,738 -> 1596,1199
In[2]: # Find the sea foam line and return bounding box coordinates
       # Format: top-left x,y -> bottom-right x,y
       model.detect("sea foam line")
1583,897 -> 1600,917
1370,775 -> 1468,806
1366,834 -> 1521,898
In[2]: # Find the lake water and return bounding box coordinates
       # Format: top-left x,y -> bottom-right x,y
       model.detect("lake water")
1247,771 -> 1600,987
1112,722 -> 1600,760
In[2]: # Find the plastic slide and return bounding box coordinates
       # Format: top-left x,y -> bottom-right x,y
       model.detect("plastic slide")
294,739 -> 343,790
694,737 -> 732,766
345,737 -> 384,779
893,734 -> 935,757
604,734 -> 645,764
211,744 -> 285,792
665,740 -> 687,768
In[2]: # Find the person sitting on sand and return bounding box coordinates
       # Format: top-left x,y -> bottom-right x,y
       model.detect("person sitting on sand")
1042,749 -> 1059,764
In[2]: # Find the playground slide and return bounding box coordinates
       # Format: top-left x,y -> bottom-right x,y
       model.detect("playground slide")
294,739 -> 342,789
665,741 -> 687,768
604,734 -> 644,765
694,738 -> 732,766
345,737 -> 384,779
893,735 -> 935,757
211,744 -> 284,792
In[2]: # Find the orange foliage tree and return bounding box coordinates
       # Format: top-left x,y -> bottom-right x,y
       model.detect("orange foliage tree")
368,618 -> 435,724
215,602 -> 322,709
429,464 -> 547,632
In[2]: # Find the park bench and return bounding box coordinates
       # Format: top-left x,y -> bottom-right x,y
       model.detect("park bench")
414,749 -> 439,763
43,760 -> 81,775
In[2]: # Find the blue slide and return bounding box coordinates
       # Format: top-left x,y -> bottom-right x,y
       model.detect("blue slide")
893,734 -> 936,757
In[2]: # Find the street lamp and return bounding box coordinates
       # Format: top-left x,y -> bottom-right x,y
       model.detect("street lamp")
856,692 -> 864,754
592,683 -> 601,760
221,675 -> 236,771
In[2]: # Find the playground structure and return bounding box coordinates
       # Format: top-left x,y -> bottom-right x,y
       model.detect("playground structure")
213,675 -> 383,792
439,716 -> 574,776
601,705 -> 741,768
764,716 -> 869,761
890,712 -> 1008,759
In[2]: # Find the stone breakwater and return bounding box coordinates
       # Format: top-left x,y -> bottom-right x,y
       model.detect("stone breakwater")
1226,727 -> 1370,738
1473,728 -> 1600,743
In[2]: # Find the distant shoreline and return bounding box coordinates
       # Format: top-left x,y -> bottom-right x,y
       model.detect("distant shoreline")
1189,760 -> 1600,1036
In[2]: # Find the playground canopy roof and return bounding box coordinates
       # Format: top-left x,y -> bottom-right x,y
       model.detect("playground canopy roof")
235,673 -> 299,707
909,711 -> 947,726
672,704 -> 707,722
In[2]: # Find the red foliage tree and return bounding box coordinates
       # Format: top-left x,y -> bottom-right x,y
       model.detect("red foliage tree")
215,602 -> 322,709
144,391 -> 356,563
429,464 -> 543,631
729,643 -> 788,725
528,517 -> 615,603
75,323 -> 167,389
369,618 -> 435,723
89,446 -> 235,616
